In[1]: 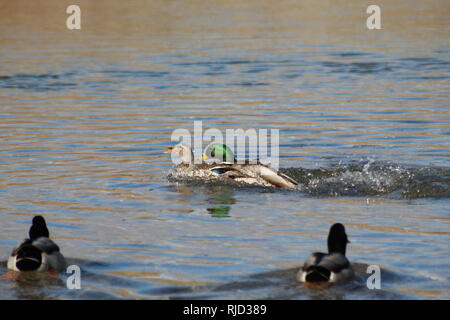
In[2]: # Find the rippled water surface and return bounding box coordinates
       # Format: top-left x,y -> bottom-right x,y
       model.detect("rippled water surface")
0,0 -> 449,299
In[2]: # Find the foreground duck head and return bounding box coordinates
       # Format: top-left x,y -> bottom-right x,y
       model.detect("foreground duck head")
327,223 -> 350,256
29,215 -> 49,240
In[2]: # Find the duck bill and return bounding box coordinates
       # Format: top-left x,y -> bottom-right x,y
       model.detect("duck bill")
200,153 -> 208,161
165,147 -> 173,153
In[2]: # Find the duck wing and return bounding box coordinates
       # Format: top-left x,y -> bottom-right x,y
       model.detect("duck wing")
303,252 -> 350,272
209,163 -> 298,188
258,165 -> 298,188
210,165 -> 248,179
32,237 -> 60,254
240,160 -> 298,186
301,252 -> 350,282
315,252 -> 350,273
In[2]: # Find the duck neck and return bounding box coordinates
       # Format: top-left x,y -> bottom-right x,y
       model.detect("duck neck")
328,237 -> 347,255
29,224 -> 49,240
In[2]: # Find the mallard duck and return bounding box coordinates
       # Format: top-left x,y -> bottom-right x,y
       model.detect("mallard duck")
166,143 -> 298,188
297,223 -> 355,286
7,216 -> 67,272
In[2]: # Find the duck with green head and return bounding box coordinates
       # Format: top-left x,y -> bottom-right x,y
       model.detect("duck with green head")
165,143 -> 298,189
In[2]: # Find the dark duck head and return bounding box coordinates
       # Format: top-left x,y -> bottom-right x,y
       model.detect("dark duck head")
29,215 -> 50,240
327,223 -> 350,256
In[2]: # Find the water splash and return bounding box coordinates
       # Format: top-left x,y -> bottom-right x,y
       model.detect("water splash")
281,161 -> 450,199
167,161 -> 450,199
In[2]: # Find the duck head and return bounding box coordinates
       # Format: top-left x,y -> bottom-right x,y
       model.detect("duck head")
327,223 -> 350,255
29,215 -> 49,240
201,143 -> 235,163
166,144 -> 194,166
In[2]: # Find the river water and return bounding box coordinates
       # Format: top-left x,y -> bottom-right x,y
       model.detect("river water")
0,0 -> 449,299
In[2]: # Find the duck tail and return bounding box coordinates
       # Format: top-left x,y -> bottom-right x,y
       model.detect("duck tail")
304,266 -> 331,283
15,245 -> 42,271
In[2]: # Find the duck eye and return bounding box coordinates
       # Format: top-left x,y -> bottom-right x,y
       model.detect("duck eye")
211,149 -> 215,157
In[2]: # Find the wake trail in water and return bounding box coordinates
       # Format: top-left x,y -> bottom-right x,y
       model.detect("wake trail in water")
281,161 -> 450,199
